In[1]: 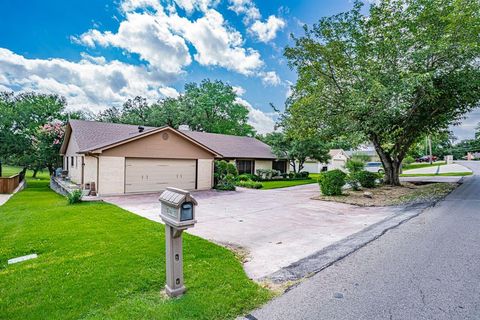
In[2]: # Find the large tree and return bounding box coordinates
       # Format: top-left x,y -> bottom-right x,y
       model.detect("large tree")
264,132 -> 330,173
182,79 -> 255,136
284,0 -> 480,185
0,92 -> 66,173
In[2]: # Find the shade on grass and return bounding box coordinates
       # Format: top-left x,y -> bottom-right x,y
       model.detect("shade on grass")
0,174 -> 271,319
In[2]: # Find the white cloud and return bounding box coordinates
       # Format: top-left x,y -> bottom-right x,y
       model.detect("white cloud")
260,71 -> 281,86
120,0 -> 162,12
168,9 -> 263,75
0,48 -> 174,111
159,86 -> 180,98
236,97 -> 276,134
75,2 -> 264,77
228,0 -> 260,23
232,85 -> 245,96
74,9 -> 191,79
173,0 -> 219,13
249,15 -> 285,43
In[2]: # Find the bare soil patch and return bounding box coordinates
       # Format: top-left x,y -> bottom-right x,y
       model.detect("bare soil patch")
315,182 -> 458,206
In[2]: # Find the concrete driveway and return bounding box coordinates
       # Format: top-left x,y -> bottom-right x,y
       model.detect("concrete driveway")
105,184 -> 405,279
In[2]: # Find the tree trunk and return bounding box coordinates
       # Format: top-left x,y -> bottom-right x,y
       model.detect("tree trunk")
371,136 -> 402,186
289,160 -> 297,173
32,169 -> 38,178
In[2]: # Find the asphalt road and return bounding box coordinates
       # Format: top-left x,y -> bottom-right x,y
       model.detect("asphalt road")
250,161 -> 480,320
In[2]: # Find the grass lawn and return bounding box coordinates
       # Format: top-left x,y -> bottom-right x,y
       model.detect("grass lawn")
402,161 -> 446,171
0,165 -> 23,177
260,173 -> 320,190
400,172 -> 473,177
0,173 -> 272,319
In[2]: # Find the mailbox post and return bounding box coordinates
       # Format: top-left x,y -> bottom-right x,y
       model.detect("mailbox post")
159,187 -> 197,297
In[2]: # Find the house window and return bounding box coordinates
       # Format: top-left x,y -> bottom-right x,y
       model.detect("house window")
273,160 -> 287,173
236,160 -> 254,175
71,156 -> 74,167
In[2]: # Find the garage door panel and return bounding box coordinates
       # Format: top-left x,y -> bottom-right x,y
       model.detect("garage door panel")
125,158 -> 196,193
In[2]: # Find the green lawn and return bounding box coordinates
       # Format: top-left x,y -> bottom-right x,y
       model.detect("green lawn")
402,161 -> 446,171
260,173 -> 320,190
0,165 -> 23,177
0,173 -> 271,319
400,172 -> 473,177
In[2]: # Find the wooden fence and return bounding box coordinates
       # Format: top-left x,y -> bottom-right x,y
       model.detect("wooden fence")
0,173 -> 22,194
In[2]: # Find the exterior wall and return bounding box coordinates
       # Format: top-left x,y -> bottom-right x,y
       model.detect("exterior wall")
83,156 -> 98,187
98,156 -> 125,195
197,159 -> 214,190
64,135 -> 82,184
254,160 -> 272,173
101,129 -> 214,160
301,161 -> 321,173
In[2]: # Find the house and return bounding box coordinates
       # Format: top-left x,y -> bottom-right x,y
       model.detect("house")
60,120 -> 287,195
300,149 -> 350,173
345,148 -> 380,162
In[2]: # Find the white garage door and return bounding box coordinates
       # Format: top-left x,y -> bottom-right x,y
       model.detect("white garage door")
125,158 -> 196,193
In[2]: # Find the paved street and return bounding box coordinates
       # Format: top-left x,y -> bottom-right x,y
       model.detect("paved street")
250,161 -> 480,320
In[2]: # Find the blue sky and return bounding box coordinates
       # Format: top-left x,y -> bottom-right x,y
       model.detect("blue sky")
0,0 -> 477,138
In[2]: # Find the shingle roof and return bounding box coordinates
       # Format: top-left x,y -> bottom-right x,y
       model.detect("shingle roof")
67,120 -> 277,159
181,130 -> 277,159
69,120 -> 157,153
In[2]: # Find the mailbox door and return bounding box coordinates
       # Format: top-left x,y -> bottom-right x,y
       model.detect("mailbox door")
180,202 -> 193,221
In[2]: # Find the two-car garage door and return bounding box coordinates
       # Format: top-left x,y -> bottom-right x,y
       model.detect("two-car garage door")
125,158 -> 196,193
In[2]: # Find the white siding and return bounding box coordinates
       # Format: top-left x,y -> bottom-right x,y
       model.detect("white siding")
98,156 -> 125,195
64,136 -> 82,184
197,159 -> 214,190
255,160 -> 272,173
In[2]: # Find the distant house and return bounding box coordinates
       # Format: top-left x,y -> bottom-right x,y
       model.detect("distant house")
60,120 -> 287,196
299,149 -> 350,173
345,148 -> 380,162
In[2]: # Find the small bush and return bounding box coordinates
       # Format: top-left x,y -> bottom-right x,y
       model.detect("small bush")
236,180 -> 263,189
403,156 -> 415,165
298,171 -> 309,178
318,169 -> 347,196
67,189 -> 83,204
356,170 -> 378,188
346,159 -> 365,173
256,169 -> 280,180
347,173 -> 361,191
214,160 -> 238,190
237,174 -> 252,182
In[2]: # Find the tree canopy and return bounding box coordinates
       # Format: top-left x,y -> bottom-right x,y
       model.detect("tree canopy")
97,79 -> 256,136
284,0 -> 480,185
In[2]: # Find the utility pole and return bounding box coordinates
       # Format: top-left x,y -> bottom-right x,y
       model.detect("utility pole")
428,135 -> 433,164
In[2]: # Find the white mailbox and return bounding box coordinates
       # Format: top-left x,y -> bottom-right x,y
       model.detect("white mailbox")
159,187 -> 198,297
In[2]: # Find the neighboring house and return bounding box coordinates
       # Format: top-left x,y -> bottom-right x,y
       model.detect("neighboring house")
298,149 -> 350,173
60,120 -> 287,195
345,148 -> 380,162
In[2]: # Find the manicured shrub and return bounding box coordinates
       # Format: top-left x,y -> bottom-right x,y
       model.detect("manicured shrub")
347,173 -> 361,191
346,159 -> 365,173
236,180 -> 263,189
256,169 -> 280,180
318,169 -> 346,196
67,189 -> 83,204
356,170 -> 378,188
300,171 -> 309,178
403,156 -> 415,165
237,174 -> 251,182
214,160 -> 238,190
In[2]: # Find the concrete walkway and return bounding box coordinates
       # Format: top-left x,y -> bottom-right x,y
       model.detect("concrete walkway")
105,184 -> 407,279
